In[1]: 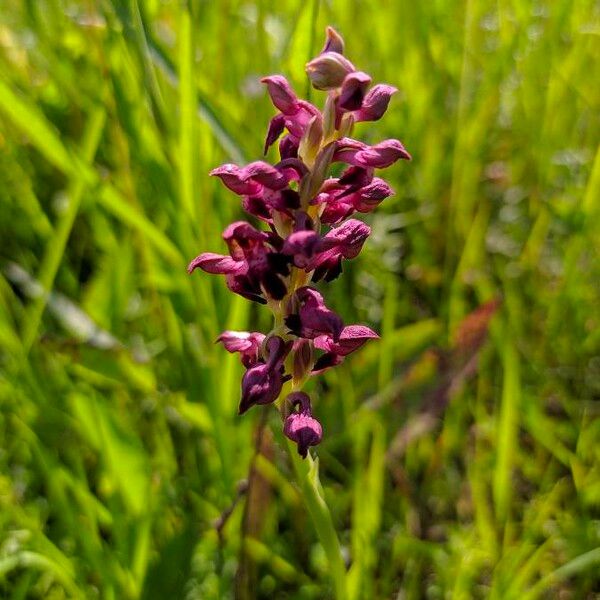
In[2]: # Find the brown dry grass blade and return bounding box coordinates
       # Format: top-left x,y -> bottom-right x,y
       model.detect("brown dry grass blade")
387,299 -> 501,461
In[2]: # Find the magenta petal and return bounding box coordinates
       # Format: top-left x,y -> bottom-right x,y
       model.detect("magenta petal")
217,331 -> 265,367
338,165 -> 374,188
320,199 -> 355,224
283,102 -> 321,139
311,351 -> 344,374
264,114 -> 286,154
357,140 -> 411,169
353,178 -> 394,212
314,324 -> 379,356
282,230 -> 323,268
306,51 -> 355,90
322,218 -> 371,259
275,158 -> 310,182
240,363 -> 288,413
242,161 -> 288,190
210,164 -> 261,196
333,137 -> 411,168
187,253 -> 245,275
261,75 -> 300,114
314,180 -> 358,224
354,84 -> 397,122
279,134 -> 299,159
311,218 -> 370,271
242,196 -> 272,222
287,287 -> 344,341
264,335 -> 291,366
218,330 -> 265,353
356,139 -> 412,167
339,71 -> 372,112
225,274 -> 265,304
222,221 -> 268,259
332,137 -> 368,164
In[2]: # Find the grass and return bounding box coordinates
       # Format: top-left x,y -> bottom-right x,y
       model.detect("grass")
0,0 -> 599,598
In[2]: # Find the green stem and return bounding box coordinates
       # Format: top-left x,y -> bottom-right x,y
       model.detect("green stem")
286,439 -> 347,599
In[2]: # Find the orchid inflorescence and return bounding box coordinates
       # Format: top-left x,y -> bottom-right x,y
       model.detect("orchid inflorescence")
188,27 -> 410,459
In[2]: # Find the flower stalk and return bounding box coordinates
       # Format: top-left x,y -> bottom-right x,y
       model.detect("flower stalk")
188,25 -> 410,595
286,438 -> 347,599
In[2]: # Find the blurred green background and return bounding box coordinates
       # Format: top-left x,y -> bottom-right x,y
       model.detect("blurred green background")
0,0 -> 599,598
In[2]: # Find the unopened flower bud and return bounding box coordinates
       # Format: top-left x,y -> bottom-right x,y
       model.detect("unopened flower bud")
322,93 -> 337,140
292,339 -> 314,382
308,142 -> 336,199
306,52 -> 355,90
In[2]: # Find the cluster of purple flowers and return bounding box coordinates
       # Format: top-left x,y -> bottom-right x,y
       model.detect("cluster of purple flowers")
189,27 -> 410,458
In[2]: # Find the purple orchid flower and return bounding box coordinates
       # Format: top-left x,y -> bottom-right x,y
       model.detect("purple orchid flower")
285,287 -> 344,341
280,211 -> 332,268
261,75 -> 321,153
283,392 -> 323,458
240,336 -> 292,414
312,324 -> 379,373
333,137 -> 412,168
310,219 -> 371,281
188,221 -> 289,301
212,161 -> 304,222
188,26 -> 410,458
317,177 -> 394,224
217,331 -> 266,368
354,84 -> 398,122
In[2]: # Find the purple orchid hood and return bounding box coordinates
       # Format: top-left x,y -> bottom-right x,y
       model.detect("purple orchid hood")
188,26 -> 411,458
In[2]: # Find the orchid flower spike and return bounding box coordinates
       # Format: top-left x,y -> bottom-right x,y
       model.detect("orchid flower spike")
188,26 -> 410,458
